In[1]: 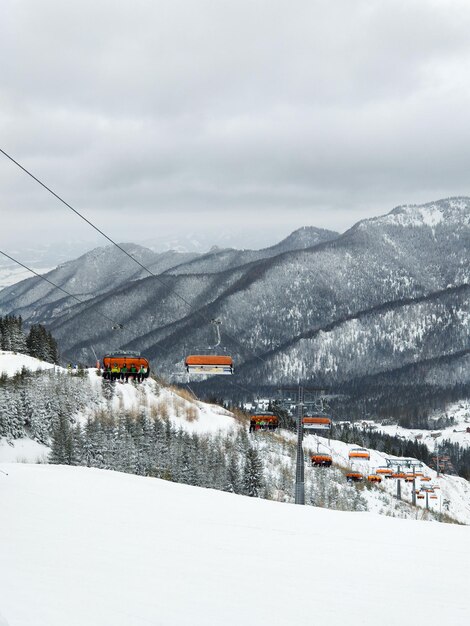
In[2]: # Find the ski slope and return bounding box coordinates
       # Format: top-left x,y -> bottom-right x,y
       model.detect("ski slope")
0,464 -> 468,626
0,350 -> 59,377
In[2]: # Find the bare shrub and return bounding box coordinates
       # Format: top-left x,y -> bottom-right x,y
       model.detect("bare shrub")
150,399 -> 170,421
172,396 -> 185,418
229,406 -> 251,425
185,405 -> 199,422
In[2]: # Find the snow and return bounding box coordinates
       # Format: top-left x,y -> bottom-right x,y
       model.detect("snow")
0,612 -> 10,626
0,463 -> 469,626
371,401 -> 470,450
86,372 -> 239,435
0,351 -> 59,377
302,432 -> 470,525
0,438 -> 49,463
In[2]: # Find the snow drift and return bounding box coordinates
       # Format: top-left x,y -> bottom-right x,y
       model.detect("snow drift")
0,464 -> 468,626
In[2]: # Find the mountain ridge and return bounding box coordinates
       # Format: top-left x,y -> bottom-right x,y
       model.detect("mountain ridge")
1,197 -> 469,399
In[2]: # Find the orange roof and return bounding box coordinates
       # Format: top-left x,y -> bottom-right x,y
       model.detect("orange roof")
251,415 -> 278,423
185,355 -> 233,366
102,355 -> 149,369
303,417 -> 331,425
349,450 -> 370,459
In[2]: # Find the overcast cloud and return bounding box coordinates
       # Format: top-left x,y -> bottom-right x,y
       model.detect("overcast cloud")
1,0 -> 470,251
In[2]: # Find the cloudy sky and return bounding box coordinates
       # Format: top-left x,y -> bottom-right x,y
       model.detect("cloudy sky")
1,0 -> 470,252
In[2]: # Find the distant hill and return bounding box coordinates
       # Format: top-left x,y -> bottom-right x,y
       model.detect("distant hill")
1,198 -> 469,404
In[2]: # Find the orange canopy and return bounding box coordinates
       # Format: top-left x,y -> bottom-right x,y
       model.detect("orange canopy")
303,417 -> 331,425
185,355 -> 233,366
102,355 -> 149,370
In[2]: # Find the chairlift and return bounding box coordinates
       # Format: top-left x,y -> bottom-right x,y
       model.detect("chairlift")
249,413 -> 279,432
311,454 -> 333,467
302,416 -> 332,431
348,448 -> 370,460
185,319 -> 233,375
101,351 -> 150,381
376,467 -> 393,476
367,474 -> 382,483
346,472 -> 363,482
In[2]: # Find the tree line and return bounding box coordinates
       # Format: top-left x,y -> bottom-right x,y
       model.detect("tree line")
50,411 -> 266,498
0,314 -> 59,364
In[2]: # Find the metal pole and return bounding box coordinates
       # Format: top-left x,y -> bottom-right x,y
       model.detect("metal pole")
412,473 -> 416,507
396,465 -> 401,501
295,384 -> 305,505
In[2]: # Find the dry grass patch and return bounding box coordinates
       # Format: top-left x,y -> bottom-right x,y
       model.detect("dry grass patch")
149,398 -> 170,421
184,405 -> 199,422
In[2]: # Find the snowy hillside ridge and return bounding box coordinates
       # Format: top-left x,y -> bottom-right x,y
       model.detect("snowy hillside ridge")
0,350 -> 241,461
0,350 -> 59,377
356,196 -> 470,231
300,432 -> 470,525
1,352 -> 468,524
0,464 -> 469,626
371,400 -> 470,450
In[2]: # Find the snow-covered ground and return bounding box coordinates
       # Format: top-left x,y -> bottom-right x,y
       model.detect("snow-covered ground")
0,463 -> 468,626
1,351 -> 469,525
0,437 -> 49,464
302,432 -> 470,525
370,401 -> 470,450
105,379 -> 239,435
0,351 -> 60,377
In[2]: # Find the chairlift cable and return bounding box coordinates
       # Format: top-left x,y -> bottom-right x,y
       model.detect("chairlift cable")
0,248 -> 123,329
0,147 -> 268,366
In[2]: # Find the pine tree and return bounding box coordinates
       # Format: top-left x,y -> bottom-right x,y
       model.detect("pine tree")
49,415 -> 74,465
243,445 -> 264,497
224,454 -> 241,493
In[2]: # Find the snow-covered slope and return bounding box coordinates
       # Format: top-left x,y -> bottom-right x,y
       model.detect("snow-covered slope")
0,350 -> 239,463
373,400 -> 470,450
302,432 -> 470,525
1,351 -> 469,527
0,464 -> 468,626
0,350 -> 59,377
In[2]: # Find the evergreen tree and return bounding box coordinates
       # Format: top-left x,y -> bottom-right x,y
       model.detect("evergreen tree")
49,415 -> 74,465
243,445 -> 264,497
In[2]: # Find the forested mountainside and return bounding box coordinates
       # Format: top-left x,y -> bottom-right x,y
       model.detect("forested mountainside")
0,226 -> 336,321
161,226 -> 338,275
0,198 -> 469,404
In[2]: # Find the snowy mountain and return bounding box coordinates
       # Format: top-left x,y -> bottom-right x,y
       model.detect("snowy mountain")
1,198 -> 469,402
0,226 -> 336,320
